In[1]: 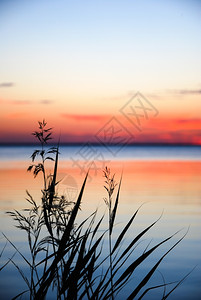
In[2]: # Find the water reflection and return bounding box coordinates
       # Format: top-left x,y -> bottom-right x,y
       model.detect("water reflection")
0,155 -> 201,299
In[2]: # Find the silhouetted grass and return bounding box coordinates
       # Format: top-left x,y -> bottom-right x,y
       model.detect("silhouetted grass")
2,120 -> 192,299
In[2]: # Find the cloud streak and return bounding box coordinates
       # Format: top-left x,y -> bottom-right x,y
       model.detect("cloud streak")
1,99 -> 53,105
168,89 -> 201,95
40,99 -> 53,104
179,89 -> 201,95
0,82 -> 14,88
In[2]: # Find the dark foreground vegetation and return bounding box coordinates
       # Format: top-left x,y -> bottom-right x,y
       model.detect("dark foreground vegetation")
1,121 -> 192,299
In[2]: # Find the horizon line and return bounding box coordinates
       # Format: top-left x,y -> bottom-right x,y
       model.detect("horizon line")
0,142 -> 200,147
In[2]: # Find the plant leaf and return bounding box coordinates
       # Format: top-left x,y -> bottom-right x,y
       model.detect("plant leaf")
109,174 -> 122,235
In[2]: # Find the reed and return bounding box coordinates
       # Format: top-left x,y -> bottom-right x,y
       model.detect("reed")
3,120 -> 191,300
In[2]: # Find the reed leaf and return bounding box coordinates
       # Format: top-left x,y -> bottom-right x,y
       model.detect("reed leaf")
48,145 -> 59,211
11,289 -> 29,300
162,267 -> 196,300
127,232 -> 187,299
109,174 -> 122,235
34,171 -> 89,299
114,213 -> 163,268
112,205 -> 142,254
57,170 -> 89,257
113,229 -> 181,289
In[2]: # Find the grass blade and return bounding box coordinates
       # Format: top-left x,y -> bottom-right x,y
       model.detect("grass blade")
127,231 -> 187,299
110,174 -> 122,235
48,145 -> 59,211
115,213 -> 163,266
2,233 -> 32,268
114,229 -> 181,289
34,171 -> 89,299
57,170 -> 89,257
11,290 -> 29,300
162,266 -> 196,299
112,205 -> 142,254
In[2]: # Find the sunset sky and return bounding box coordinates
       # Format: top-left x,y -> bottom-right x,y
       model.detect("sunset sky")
0,0 -> 201,144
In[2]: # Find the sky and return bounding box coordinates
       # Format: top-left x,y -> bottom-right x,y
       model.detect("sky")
0,0 -> 201,144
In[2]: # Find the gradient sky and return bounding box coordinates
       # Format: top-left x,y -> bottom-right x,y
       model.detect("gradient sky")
0,0 -> 201,144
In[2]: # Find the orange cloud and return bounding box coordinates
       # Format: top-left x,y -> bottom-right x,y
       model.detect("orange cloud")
61,114 -> 108,122
135,129 -> 201,145
146,117 -> 201,131
1,113 -> 201,145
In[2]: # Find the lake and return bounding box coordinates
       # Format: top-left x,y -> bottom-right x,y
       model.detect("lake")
0,145 -> 201,299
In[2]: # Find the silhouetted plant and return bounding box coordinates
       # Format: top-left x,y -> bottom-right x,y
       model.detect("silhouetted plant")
3,120 -> 191,300
103,166 -> 119,300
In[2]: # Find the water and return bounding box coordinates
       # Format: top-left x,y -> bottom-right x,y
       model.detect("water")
1,145 -> 201,161
0,145 -> 201,299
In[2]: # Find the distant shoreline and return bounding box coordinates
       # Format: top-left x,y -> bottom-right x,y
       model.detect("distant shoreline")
0,143 -> 200,147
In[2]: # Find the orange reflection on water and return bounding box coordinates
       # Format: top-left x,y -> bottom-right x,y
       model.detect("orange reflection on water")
110,160 -> 201,205
0,160 -> 200,212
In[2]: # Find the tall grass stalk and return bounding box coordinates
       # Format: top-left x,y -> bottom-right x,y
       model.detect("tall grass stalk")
103,166 -> 120,300
2,120 -> 192,300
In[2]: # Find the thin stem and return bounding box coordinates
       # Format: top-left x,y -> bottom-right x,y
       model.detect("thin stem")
109,197 -> 114,300
40,127 -> 62,298
41,136 -> 46,191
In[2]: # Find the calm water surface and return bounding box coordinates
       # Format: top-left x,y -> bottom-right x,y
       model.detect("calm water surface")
0,146 -> 201,299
